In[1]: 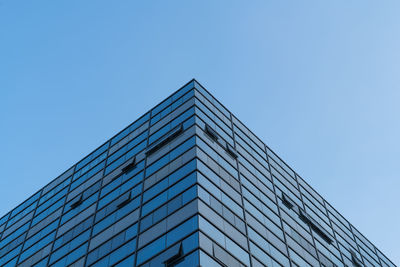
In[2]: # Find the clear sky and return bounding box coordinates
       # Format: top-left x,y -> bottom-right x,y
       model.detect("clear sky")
1,0 -> 399,264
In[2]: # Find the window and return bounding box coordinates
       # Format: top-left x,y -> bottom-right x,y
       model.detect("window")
92,196 -> 141,236
136,236 -> 166,265
145,136 -> 195,178
350,249 -> 363,267
299,209 -> 333,244
200,250 -> 222,267
146,124 -> 183,155
168,250 -> 199,267
141,173 -> 196,217
121,157 -> 136,173
117,192 -> 131,209
51,242 -> 88,266
136,219 -> 198,266
166,216 -> 198,247
225,144 -> 238,159
53,217 -> 93,251
105,142 -> 146,176
282,193 -> 294,209
70,194 -> 83,209
205,124 -> 218,141
108,131 -> 147,166
164,243 -> 183,266
86,224 -> 137,266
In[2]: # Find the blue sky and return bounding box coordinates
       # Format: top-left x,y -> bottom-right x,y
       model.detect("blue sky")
1,0 -> 399,264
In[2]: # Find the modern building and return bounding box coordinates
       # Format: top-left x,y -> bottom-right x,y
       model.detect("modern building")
0,80 -> 395,267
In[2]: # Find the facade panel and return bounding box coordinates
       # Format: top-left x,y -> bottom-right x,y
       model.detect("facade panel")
0,80 -> 395,267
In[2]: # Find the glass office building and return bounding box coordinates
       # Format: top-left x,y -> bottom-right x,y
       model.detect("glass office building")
0,80 -> 395,267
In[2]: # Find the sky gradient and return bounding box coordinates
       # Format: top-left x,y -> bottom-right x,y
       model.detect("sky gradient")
1,1 -> 399,264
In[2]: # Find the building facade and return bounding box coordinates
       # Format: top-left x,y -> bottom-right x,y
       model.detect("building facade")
0,80 -> 395,267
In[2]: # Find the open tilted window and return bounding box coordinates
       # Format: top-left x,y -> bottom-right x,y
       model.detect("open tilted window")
116,191 -> 132,209
121,157 -> 136,174
205,124 -> 219,141
70,194 -> 83,209
164,243 -> 183,267
146,124 -> 183,155
299,209 -> 333,244
225,144 -> 238,159
282,193 -> 295,210
349,249 -> 363,267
